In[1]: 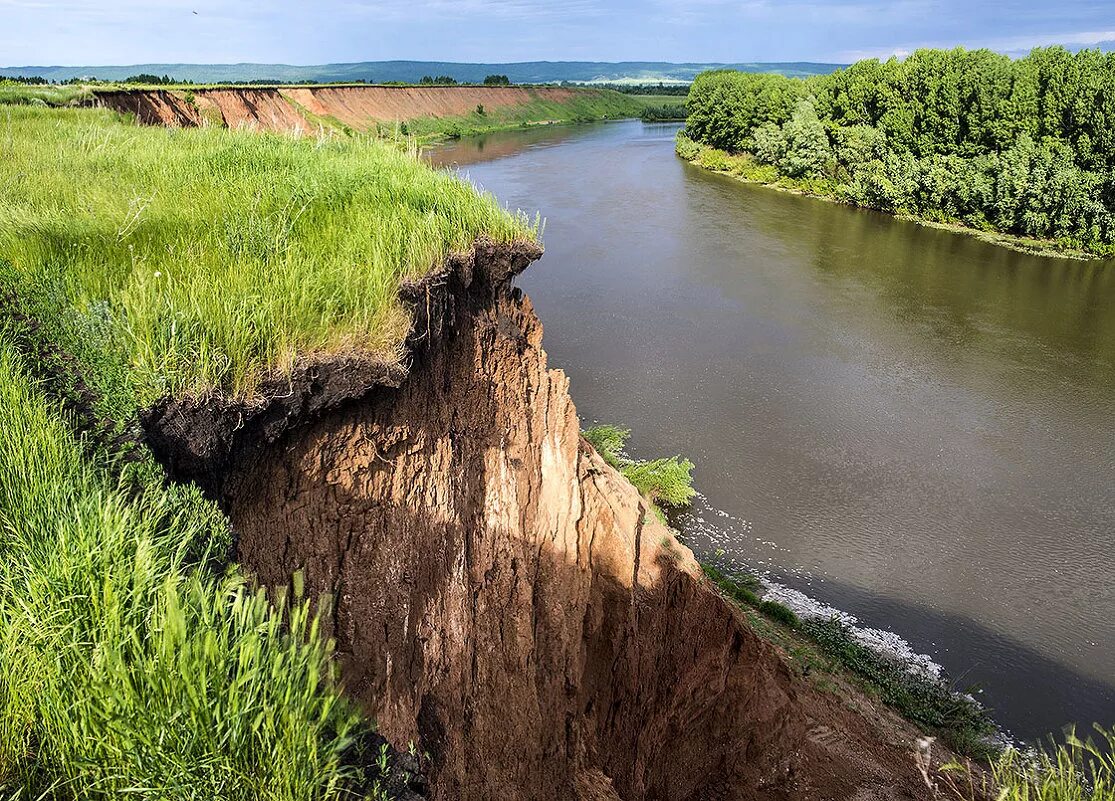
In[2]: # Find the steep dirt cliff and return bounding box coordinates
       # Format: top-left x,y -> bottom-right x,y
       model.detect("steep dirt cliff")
143,241 -> 936,801
92,85 -> 583,133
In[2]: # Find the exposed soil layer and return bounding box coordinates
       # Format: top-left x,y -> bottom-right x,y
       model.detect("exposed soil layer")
143,240 -> 941,800
92,86 -> 583,133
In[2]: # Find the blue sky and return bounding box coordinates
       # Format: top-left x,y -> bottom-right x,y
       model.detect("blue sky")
2,0 -> 1113,66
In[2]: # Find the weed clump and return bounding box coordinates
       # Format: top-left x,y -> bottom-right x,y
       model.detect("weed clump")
759,599 -> 800,627
583,424 -> 696,511
700,561 -> 762,607
937,726 -> 1115,800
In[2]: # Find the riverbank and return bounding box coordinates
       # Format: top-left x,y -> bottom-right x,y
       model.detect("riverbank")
675,131 -> 1103,261
698,557 -> 1001,756
2,81 -> 648,142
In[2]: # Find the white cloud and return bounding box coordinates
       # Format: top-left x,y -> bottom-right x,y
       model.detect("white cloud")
840,28 -> 1115,61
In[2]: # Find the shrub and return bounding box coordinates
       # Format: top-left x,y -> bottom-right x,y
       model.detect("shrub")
751,121 -> 785,165
777,100 -> 833,179
582,424 -> 629,469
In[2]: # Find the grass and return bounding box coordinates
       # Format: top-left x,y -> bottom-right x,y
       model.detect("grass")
801,617 -> 997,758
582,424 -> 696,512
396,88 -> 645,141
985,727 -> 1115,800
0,82 -> 93,106
0,104 -> 534,403
936,727 -> 1115,800
0,99 -> 540,799
0,334 -> 378,799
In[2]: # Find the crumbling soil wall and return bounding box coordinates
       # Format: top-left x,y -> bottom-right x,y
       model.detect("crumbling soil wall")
143,241 -> 935,801
93,85 -> 582,133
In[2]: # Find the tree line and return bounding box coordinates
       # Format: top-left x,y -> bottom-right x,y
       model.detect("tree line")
684,47 -> 1115,255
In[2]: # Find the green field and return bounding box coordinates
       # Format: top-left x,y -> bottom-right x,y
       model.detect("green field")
0,105 -> 533,402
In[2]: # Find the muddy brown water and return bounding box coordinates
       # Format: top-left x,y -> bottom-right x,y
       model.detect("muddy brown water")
427,120 -> 1115,742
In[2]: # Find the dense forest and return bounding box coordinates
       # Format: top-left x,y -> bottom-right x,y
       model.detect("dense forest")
682,47 -> 1115,256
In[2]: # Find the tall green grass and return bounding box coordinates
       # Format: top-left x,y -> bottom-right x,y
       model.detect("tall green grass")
0,82 -> 92,106
942,727 -> 1115,800
0,335 -> 372,799
0,105 -> 534,401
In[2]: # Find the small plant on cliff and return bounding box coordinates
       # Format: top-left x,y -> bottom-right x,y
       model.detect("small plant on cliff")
583,424 -> 696,509
759,599 -> 800,627
700,562 -> 762,607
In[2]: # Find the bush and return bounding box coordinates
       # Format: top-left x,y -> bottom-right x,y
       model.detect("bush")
751,121 -> 785,165
776,100 -> 832,179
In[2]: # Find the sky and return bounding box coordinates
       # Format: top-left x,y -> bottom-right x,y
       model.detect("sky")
2,0 -> 1114,67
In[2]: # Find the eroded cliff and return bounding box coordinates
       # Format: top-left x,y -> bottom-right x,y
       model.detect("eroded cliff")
143,241 -> 935,801
93,85 -> 584,133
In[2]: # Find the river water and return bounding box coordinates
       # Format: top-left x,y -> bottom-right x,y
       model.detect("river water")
427,120 -> 1115,741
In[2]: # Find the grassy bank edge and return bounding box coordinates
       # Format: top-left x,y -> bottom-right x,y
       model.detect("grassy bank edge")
675,131 -> 1101,262
0,105 -> 536,406
0,328 -> 384,798
700,563 -> 1115,800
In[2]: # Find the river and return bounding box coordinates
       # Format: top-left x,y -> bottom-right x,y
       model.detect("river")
427,120 -> 1115,742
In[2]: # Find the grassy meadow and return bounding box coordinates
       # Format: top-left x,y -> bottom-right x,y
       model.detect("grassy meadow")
0,82 -> 94,106
0,104 -> 534,402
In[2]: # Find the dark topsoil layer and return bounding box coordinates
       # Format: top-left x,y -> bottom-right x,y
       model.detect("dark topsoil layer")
140,237 -> 543,498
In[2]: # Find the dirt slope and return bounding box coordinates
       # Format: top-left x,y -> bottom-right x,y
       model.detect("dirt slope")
144,241 -> 939,801
93,85 -> 584,133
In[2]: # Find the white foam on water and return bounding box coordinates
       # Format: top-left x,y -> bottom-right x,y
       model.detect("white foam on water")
676,491 -> 947,683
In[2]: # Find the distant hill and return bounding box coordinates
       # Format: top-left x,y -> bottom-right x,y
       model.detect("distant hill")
0,60 -> 844,85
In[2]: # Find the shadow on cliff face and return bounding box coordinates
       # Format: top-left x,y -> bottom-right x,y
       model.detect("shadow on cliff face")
143,242 -> 938,801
